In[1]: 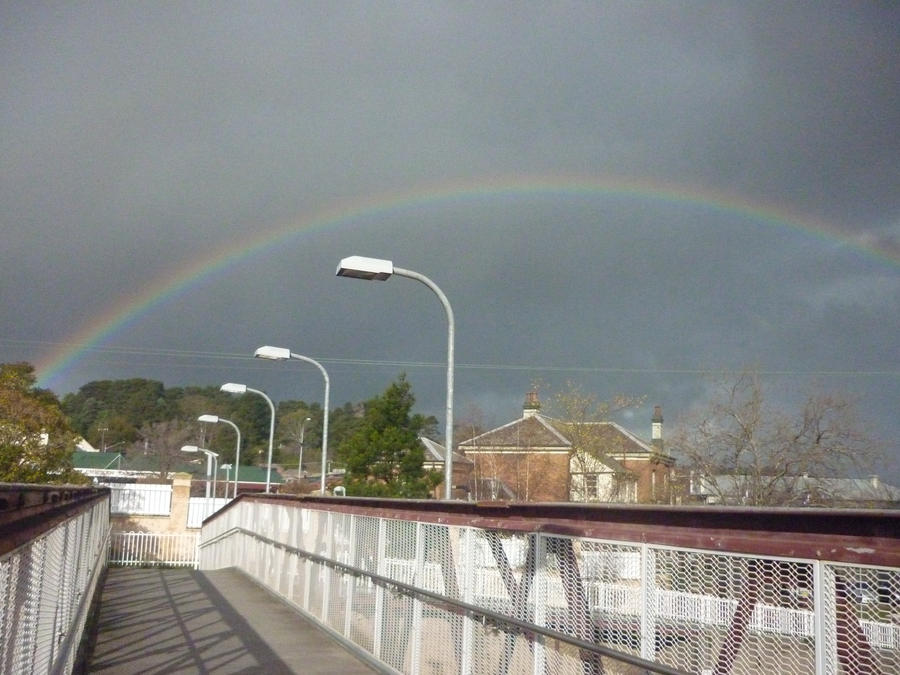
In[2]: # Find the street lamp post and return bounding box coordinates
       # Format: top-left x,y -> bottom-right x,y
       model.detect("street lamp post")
220,383 -> 276,493
336,255 -> 455,499
254,346 -> 330,495
220,464 -> 233,498
181,445 -> 219,514
198,414 -> 242,498
298,416 -> 311,478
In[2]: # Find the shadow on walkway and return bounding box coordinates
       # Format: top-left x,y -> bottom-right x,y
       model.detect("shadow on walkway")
86,567 -> 379,674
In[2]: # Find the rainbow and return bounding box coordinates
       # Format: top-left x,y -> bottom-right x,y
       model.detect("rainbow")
34,173 -> 899,390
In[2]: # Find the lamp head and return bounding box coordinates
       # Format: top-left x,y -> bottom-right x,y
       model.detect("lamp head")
181,445 -> 200,454
336,255 -> 393,281
220,382 -> 247,394
254,345 -> 291,360
198,414 -> 219,424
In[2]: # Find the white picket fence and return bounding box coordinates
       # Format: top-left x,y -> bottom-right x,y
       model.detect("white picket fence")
102,483 -> 172,516
108,531 -> 199,568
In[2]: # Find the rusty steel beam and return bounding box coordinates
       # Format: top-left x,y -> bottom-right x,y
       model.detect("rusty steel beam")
714,559 -> 760,675
550,537 -> 605,675
224,494 -> 900,567
0,484 -> 109,557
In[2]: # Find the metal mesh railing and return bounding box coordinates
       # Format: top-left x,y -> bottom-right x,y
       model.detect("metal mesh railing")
0,494 -> 109,675
199,498 -> 899,674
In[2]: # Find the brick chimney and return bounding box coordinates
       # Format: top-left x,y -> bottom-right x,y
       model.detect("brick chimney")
651,405 -> 663,452
523,391 -> 541,418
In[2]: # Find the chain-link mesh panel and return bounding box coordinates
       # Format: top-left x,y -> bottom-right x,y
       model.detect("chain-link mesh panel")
196,499 -> 900,675
824,563 -> 900,675
1,497 -> 108,675
651,548 -> 815,674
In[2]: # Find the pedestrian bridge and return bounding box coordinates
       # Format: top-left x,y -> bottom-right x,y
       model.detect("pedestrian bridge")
2,485 -> 899,674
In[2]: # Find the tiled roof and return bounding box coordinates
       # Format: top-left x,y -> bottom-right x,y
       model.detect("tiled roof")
459,415 -> 571,449
459,414 -> 661,457
546,419 -> 656,456
420,436 -> 473,464
703,474 -> 900,503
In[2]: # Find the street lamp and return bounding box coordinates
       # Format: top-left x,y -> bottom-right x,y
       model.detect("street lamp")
198,414 -> 242,498
298,416 -> 311,478
253,346 -> 330,495
181,445 -> 219,513
336,255 -> 455,499
220,383 -> 276,493
220,464 -> 233,498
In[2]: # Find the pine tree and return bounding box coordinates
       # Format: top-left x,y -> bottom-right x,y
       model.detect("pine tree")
341,375 -> 440,498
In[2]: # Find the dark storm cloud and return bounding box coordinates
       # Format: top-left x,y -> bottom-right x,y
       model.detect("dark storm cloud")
1,3 -> 898,476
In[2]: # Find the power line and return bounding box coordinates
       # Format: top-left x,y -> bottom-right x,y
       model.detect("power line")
2,337 -> 897,378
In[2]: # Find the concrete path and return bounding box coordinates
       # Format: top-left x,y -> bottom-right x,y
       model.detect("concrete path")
86,567 -> 382,674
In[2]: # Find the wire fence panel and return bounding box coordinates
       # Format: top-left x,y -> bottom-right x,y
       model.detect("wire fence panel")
102,483 -> 172,516
198,498 -> 900,675
186,497 -> 231,528
108,532 -> 199,568
0,495 -> 108,675
822,562 -> 900,675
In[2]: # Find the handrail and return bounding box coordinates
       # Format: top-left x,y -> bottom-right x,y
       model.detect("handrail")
202,525 -> 688,675
203,492 -> 900,567
0,484 -> 109,557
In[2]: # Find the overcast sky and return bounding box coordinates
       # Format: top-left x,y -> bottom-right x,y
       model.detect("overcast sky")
2,3 -> 898,477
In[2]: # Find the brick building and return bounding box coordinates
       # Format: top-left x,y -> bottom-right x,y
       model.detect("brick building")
458,393 -> 675,503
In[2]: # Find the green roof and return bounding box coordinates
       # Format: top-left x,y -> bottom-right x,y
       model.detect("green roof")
224,465 -> 284,484
72,451 -> 282,484
72,451 -> 124,470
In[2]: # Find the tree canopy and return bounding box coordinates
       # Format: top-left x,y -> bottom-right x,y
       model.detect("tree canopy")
0,362 -> 86,484
340,375 -> 440,498
672,371 -> 883,506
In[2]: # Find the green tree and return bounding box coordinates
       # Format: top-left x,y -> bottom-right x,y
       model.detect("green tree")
327,402 -> 366,466
0,362 -> 86,484
341,375 -> 441,498
62,378 -> 176,447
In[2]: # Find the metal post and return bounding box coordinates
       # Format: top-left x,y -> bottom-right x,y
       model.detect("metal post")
393,267 -> 455,500
211,454 -> 217,509
296,416 -> 310,480
641,543 -> 655,662
813,560 -> 827,674
253,390 -> 276,493
287,354 -> 330,495
218,418 -> 241,498
204,452 -> 212,500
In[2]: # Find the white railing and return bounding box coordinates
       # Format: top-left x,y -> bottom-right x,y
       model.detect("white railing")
0,493 -> 109,675
198,499 -> 900,675
108,531 -> 198,568
102,482 -> 172,515
186,497 -> 231,528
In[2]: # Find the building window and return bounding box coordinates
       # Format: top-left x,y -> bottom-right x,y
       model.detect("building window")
584,474 -> 599,499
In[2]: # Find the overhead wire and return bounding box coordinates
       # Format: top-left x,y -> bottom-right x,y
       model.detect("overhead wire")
1,337 -> 898,378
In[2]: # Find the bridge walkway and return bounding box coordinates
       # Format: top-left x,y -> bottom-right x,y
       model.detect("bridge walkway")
86,567 -> 383,674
